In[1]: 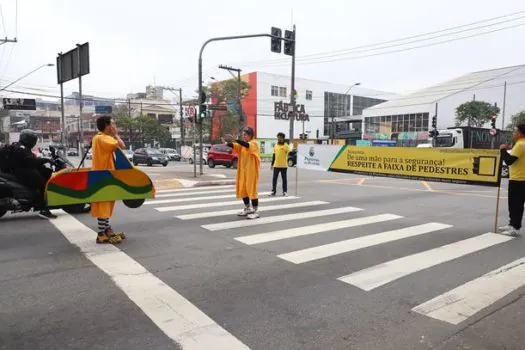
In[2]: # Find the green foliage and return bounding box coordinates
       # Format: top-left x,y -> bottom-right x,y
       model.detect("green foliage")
506,111 -> 525,130
455,100 -> 500,127
114,113 -> 171,147
201,78 -> 251,141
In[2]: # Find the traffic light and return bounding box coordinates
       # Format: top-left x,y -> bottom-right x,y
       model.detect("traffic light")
431,115 -> 437,129
428,130 -> 439,138
284,30 -> 295,56
199,104 -> 207,119
491,115 -> 497,129
271,27 -> 282,53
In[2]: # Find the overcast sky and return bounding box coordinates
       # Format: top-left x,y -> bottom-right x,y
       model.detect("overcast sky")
0,0 -> 524,102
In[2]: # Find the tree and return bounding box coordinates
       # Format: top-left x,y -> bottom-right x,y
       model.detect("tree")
201,78 -> 251,141
506,110 -> 525,130
455,100 -> 500,127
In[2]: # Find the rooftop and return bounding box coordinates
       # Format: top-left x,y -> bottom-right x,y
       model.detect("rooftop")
366,64 -> 525,111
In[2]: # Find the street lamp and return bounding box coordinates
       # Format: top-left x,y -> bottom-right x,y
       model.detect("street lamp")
0,63 -> 54,92
331,82 -> 361,144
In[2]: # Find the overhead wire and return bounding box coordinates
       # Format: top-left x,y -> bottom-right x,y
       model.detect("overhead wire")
227,9 -> 525,67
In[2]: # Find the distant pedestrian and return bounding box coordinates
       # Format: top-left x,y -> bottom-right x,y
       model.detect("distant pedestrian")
225,127 -> 261,219
91,116 -> 127,244
498,123 -> 525,236
271,132 -> 290,196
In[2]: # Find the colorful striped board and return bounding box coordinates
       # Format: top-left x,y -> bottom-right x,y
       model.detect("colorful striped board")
45,148 -> 155,207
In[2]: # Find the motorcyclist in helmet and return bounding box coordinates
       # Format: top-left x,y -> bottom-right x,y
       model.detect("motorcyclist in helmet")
8,129 -> 57,219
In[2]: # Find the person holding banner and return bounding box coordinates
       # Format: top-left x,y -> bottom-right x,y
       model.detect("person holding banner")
225,127 -> 261,219
499,123 -> 525,237
271,132 -> 290,197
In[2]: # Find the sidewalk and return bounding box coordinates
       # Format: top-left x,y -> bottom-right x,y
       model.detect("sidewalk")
154,172 -> 236,190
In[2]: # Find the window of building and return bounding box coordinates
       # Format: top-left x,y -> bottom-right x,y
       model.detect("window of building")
271,85 -> 278,96
279,87 -> 287,98
306,90 -> 312,100
352,95 -> 387,116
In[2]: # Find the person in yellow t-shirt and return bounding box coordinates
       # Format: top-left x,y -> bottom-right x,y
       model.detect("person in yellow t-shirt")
90,116 -> 126,244
499,123 -> 525,236
271,132 -> 290,196
225,127 -> 261,219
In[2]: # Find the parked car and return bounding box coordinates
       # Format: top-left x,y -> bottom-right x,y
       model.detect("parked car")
132,148 -> 169,167
207,144 -> 238,168
188,151 -> 208,165
123,149 -> 134,162
160,148 -> 181,161
67,148 -> 79,156
288,148 -> 297,167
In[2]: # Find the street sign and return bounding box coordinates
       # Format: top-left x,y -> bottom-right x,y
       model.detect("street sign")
3,98 -> 36,110
57,42 -> 90,84
95,105 -> 112,114
188,105 -> 196,117
490,128 -> 498,136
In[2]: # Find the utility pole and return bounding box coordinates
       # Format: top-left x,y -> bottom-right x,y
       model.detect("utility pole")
0,38 -> 17,46
502,81 -> 507,129
179,88 -> 184,153
218,64 -> 244,128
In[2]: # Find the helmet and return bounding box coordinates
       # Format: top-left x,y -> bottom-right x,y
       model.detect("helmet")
19,129 -> 39,149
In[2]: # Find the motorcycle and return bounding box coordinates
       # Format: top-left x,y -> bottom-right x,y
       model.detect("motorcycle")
0,146 -> 90,219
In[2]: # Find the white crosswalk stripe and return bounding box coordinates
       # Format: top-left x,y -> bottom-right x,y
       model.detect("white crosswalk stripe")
157,188 -> 236,198
176,201 -> 328,220
338,233 -> 513,291
236,214 -> 401,245
202,206 -> 364,231
278,223 -> 452,264
155,196 -> 299,212
156,185 -> 235,194
146,192 -> 272,205
412,257 -> 525,325
146,185 -> 524,326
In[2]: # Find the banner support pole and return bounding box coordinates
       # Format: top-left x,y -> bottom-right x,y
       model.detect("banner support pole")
295,157 -> 299,196
494,183 -> 502,232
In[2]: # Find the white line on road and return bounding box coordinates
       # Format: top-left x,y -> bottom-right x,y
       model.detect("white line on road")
157,188 -> 235,198
156,185 -> 235,194
176,201 -> 328,220
235,213 -> 400,245
278,223 -> 452,264
203,206 -> 364,232
338,233 -> 513,291
49,211 -> 250,350
155,196 -> 299,212
146,192 -> 272,205
412,256 -> 525,325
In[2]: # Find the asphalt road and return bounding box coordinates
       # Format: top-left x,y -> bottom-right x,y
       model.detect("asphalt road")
1,161 -> 525,350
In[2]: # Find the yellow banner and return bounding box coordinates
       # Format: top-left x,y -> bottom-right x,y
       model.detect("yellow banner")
329,146 -> 502,186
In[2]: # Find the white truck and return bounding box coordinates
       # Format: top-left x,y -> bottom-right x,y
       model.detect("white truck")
423,127 -> 512,177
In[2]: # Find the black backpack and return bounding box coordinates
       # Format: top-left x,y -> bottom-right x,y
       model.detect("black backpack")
0,143 -> 16,172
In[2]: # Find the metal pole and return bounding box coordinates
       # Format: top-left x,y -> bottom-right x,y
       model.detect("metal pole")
60,83 -> 66,147
502,81 -> 507,129
78,75 -> 84,155
77,45 -> 84,157
193,115 -> 197,177
238,69 -> 243,128
196,32 -> 284,177
179,88 -> 184,154
198,57 -> 204,176
289,25 -> 296,148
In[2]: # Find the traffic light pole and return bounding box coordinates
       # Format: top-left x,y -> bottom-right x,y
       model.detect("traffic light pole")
289,25 -> 296,148
196,32 -> 288,177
